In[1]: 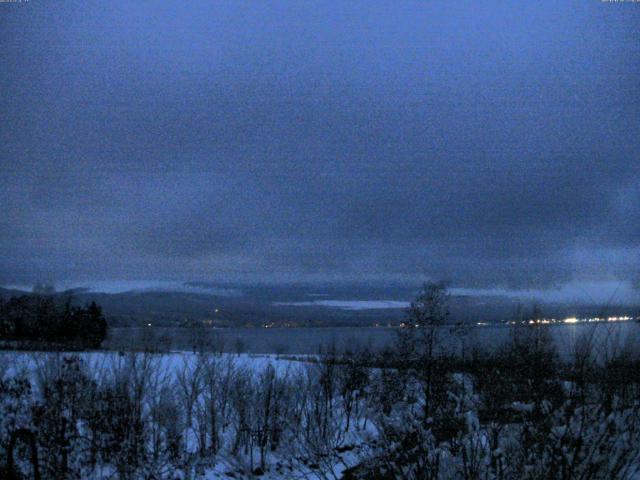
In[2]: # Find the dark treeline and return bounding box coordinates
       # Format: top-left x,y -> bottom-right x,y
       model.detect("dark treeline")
0,295 -> 107,348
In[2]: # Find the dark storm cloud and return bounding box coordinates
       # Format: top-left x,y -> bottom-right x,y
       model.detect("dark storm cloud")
1,1 -> 639,297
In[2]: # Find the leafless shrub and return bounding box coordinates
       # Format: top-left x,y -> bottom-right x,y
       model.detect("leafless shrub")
30,355 -> 96,479
175,354 -> 203,435
336,346 -> 369,432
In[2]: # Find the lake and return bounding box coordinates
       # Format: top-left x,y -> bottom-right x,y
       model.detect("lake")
105,321 -> 640,359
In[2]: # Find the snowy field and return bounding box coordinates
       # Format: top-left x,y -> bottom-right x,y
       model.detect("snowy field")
0,350 -> 304,381
0,350 -> 375,479
2,337 -> 640,478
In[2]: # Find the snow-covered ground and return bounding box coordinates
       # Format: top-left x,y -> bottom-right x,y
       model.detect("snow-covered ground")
2,347 -> 640,479
0,350 -> 375,479
0,350 -> 303,380
273,299 -> 410,310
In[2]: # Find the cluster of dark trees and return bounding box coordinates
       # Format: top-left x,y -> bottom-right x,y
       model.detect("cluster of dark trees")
0,295 -> 107,348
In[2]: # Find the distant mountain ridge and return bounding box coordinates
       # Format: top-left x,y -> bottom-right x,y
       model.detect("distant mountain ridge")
1,284 -> 637,328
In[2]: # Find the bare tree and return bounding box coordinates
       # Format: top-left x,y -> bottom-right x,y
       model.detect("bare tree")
401,282 -> 450,419
175,354 -> 204,434
336,346 -> 369,432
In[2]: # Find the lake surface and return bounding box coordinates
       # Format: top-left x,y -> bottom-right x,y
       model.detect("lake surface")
106,322 -> 640,359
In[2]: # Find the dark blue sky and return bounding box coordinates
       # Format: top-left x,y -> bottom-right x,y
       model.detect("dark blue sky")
1,1 -> 639,302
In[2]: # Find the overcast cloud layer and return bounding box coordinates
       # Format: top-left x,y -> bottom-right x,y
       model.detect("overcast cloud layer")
1,1 -> 639,301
